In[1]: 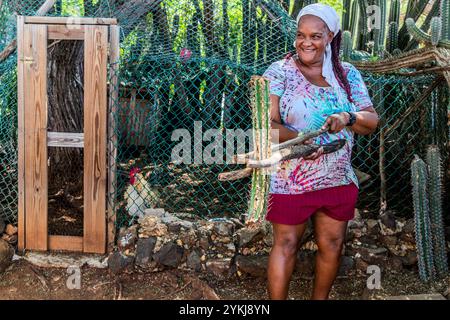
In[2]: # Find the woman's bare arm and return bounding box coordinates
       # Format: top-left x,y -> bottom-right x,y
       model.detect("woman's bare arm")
270,95 -> 298,143
322,106 -> 379,135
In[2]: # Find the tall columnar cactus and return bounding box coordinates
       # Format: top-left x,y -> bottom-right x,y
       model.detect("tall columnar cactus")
342,30 -> 353,61
440,0 -> 450,41
342,0 -> 352,31
411,155 -> 435,283
406,0 -> 450,48
406,18 -> 450,48
426,146 -> 448,278
430,16 -> 442,46
388,0 -> 400,25
386,21 -> 398,53
357,0 -> 369,50
349,0 -> 358,37
247,76 -> 271,223
375,0 -> 386,53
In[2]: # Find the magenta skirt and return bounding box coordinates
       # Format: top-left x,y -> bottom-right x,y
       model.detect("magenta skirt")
266,183 -> 359,225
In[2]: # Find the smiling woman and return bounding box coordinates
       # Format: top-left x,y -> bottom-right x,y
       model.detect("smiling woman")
262,3 -> 379,301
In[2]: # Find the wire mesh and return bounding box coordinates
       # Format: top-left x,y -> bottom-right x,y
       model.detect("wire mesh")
0,1 -> 448,234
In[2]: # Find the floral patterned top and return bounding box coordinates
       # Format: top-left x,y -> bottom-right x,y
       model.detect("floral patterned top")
263,57 -> 373,194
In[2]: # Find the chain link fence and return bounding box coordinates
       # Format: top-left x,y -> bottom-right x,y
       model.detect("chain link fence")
0,1 -> 448,234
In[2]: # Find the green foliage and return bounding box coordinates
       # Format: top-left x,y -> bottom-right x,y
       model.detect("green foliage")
426,146 -> 448,278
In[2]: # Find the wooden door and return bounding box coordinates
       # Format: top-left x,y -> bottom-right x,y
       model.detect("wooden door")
17,16 -> 118,254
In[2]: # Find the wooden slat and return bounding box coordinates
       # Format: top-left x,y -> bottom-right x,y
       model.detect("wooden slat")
83,25 -> 108,254
47,132 -> 84,148
48,25 -> 84,40
107,25 -> 120,253
48,235 -> 83,252
25,16 -> 117,25
17,16 -> 25,251
23,24 -> 48,251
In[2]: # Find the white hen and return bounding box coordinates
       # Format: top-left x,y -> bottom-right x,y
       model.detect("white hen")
124,167 -> 159,219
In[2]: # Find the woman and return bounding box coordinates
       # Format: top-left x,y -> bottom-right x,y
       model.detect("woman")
263,4 -> 379,300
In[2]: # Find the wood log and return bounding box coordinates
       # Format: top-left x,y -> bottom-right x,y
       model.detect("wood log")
247,139 -> 346,168
233,127 -> 328,164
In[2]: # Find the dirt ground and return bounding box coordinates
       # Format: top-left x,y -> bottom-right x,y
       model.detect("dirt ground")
0,259 -> 449,300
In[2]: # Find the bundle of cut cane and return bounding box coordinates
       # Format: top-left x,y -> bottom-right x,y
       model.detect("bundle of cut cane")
219,76 -> 348,223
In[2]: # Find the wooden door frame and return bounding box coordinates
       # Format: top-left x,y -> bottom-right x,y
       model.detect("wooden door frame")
17,16 -> 119,254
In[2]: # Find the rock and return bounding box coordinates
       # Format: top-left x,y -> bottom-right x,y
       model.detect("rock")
385,294 -> 446,300
117,225 -> 138,251
160,214 -> 193,232
403,219 -> 415,234
212,221 -> 234,237
358,235 -> 378,246
2,234 -> 17,245
5,224 -> 17,236
388,256 -> 404,272
206,258 -> 232,279
135,237 -> 156,266
0,217 -> 5,234
107,251 -> 134,274
378,235 -> 398,246
187,250 -> 202,272
0,239 -> 14,273
295,251 -> 315,276
153,242 -> 184,268
138,216 -> 168,238
338,256 -> 355,276
144,208 -> 166,217
235,255 -> 268,277
366,219 -> 378,231
399,251 -> 418,267
380,211 -> 396,230
399,232 -> 415,244
236,224 -> 264,248
355,258 -> 369,272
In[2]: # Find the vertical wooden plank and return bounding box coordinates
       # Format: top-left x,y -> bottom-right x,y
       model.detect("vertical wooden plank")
23,23 -> 48,251
84,25 -> 108,254
17,16 -> 25,251
107,25 -> 120,253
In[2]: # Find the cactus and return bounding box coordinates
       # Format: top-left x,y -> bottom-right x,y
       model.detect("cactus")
388,0 -> 400,25
430,16 -> 442,46
440,0 -> 450,41
426,146 -> 448,278
342,30 -> 353,61
411,155 -> 435,282
405,17 -> 450,48
392,48 -> 402,56
376,0 -> 386,52
386,21 -> 398,53
247,76 -> 271,223
349,0 -> 358,37
342,0 -> 352,31
357,0 -> 369,50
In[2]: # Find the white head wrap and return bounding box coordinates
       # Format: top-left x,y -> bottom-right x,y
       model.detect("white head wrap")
294,4 -> 341,90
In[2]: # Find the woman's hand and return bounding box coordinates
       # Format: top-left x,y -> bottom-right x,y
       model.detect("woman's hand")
322,112 -> 349,134
303,138 -> 324,160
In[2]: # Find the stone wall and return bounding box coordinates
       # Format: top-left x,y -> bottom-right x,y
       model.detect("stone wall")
107,208 -> 428,279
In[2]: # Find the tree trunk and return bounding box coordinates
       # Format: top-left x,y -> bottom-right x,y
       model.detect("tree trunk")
47,40 -> 84,184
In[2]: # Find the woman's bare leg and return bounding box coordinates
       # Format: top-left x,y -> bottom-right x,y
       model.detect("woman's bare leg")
311,210 -> 347,300
267,222 -> 307,300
